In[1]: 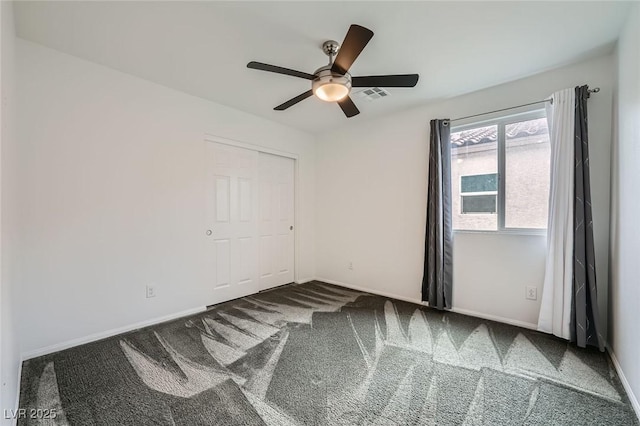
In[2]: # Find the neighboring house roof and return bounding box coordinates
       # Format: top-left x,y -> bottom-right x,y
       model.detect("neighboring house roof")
451,118 -> 548,147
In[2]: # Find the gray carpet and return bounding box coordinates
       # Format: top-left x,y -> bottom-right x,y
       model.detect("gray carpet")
18,281 -> 639,425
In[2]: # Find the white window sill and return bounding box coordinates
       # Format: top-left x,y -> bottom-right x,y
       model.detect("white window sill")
453,229 -> 547,237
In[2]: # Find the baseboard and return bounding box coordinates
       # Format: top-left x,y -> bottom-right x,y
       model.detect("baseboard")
315,277 -> 427,306
315,277 -> 538,331
607,344 -> 640,421
448,307 -> 538,330
21,306 -> 207,361
295,277 -> 315,284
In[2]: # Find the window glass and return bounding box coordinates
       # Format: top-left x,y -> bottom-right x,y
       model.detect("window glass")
462,194 -> 497,214
451,125 -> 498,231
461,173 -> 498,193
504,118 -> 550,229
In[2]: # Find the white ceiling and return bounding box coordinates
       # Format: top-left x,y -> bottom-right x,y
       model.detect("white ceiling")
14,1 -> 632,134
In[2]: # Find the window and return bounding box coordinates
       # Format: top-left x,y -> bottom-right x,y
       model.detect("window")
460,173 -> 498,214
450,110 -> 550,232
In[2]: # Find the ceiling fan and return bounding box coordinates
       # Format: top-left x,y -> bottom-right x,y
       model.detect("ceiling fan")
247,24 -> 419,118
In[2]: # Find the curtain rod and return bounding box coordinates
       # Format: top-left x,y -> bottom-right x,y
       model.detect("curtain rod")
449,87 -> 600,123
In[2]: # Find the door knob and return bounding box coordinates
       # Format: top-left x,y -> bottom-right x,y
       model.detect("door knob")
290,225 -> 294,231
206,230 -> 212,236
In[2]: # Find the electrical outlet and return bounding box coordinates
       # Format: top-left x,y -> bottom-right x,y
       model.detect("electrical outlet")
146,285 -> 156,298
526,286 -> 537,300
348,261 -> 353,270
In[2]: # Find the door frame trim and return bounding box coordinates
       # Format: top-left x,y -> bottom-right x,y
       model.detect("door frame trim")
203,134 -> 300,285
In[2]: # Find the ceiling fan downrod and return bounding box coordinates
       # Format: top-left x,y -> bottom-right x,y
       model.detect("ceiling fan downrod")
322,40 -> 340,65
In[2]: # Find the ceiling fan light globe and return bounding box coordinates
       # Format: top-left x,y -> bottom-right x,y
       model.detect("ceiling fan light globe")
314,83 -> 350,102
312,67 -> 352,103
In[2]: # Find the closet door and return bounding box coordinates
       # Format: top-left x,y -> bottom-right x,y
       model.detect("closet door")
258,152 -> 295,290
205,142 -> 259,302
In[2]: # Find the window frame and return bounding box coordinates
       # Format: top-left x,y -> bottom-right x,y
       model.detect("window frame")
451,108 -> 548,235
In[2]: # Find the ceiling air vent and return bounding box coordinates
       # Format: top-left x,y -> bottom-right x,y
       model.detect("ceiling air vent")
353,87 -> 390,102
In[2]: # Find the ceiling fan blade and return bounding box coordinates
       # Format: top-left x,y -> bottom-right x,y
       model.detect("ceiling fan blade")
352,74 -> 420,88
337,96 -> 360,118
274,90 -> 314,111
247,61 -> 315,80
331,25 -> 374,75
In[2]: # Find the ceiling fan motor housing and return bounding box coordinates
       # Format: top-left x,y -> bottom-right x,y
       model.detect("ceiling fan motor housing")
312,65 -> 352,102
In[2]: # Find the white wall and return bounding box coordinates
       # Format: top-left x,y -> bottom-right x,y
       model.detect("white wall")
15,39 -> 316,355
1,1 -> 21,421
610,2 -> 640,416
316,54 -> 614,329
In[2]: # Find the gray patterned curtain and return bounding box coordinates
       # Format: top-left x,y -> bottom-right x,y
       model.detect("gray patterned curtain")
570,85 -> 604,351
422,119 -> 453,310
